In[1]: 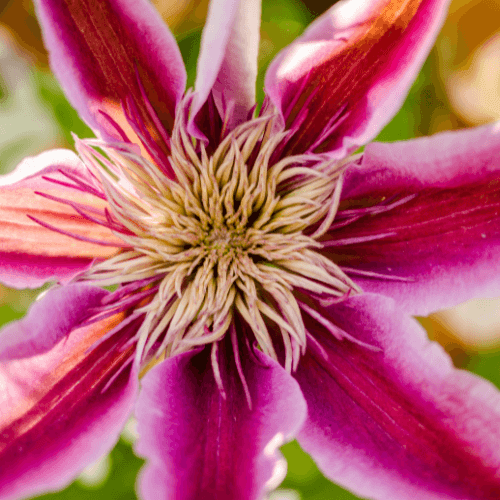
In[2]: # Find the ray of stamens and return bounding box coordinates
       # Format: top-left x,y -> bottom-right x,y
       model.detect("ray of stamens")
26,215 -> 124,247
211,342 -> 227,399
69,205 -> 118,231
76,139 -> 121,179
340,267 -> 415,282
282,68 -> 314,121
335,194 -> 418,219
307,104 -> 350,153
78,267 -> 165,286
97,109 -> 131,143
108,158 -> 162,200
275,169 -> 332,197
40,176 -> 103,199
257,301 -> 303,346
286,81 -> 321,133
234,293 -> 276,360
279,179 -> 333,203
273,164 -> 326,184
253,263 -> 295,291
101,275 -> 161,304
299,301 -> 381,352
108,147 -> 171,197
321,232 -> 397,247
305,331 -> 329,360
182,318 -> 232,346
249,154 -> 272,213
99,286 -> 158,313
165,281 -> 202,336
142,296 -> 179,356
122,104 -> 172,181
266,284 -> 305,343
327,215 -> 363,231
316,289 -> 352,307
250,193 -> 280,231
133,66 -> 172,152
66,205 -> 131,237
311,174 -> 344,238
96,176 -> 151,234
134,298 -> 165,349
81,287 -> 158,327
277,272 -> 347,297
230,325 -> 253,409
56,167 -> 106,199
177,119 -> 203,171
239,126 -> 269,171
280,325 -> 294,372
303,248 -> 357,279
214,137 -> 237,187
33,190 -> 106,217
122,96 -> 170,170
88,253 -> 157,274
135,311 -> 156,364
87,310 -> 145,353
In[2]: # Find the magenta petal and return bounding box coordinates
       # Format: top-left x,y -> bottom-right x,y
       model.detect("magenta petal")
0,254 -> 93,290
329,122 -> 500,315
0,284 -> 138,500
34,0 -> 186,143
265,0 -> 450,158
297,293 -> 500,500
191,0 -> 260,133
135,342 -> 307,500
0,284 -> 106,359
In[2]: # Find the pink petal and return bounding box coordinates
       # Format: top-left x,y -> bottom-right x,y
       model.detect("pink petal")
327,122 -> 500,315
265,0 -> 450,158
190,0 -> 261,136
135,339 -> 307,500
296,293 -> 500,500
0,284 -> 138,500
0,284 -> 106,359
0,150 -> 124,289
33,0 -> 186,147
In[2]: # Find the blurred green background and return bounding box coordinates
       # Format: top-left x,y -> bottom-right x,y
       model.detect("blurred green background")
1,0 -> 500,498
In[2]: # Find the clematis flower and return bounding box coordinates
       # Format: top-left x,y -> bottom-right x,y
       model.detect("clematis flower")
1,0 -> 500,498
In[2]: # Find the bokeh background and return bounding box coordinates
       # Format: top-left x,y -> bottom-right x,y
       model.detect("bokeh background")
1,0 -> 500,498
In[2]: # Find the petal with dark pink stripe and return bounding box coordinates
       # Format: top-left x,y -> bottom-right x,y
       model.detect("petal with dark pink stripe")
135,339 -> 307,500
297,293 -> 500,500
326,122 -> 500,315
33,0 -> 186,148
265,0 -> 450,158
0,284 -> 138,500
0,150 -> 124,289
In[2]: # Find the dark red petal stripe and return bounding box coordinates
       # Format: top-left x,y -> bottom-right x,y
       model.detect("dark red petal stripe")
322,174 -> 500,314
36,0 -> 184,150
300,342 -> 500,497
136,336 -> 307,500
282,0 -> 424,155
327,174 -> 500,264
296,294 -> 500,499
0,315 -> 136,481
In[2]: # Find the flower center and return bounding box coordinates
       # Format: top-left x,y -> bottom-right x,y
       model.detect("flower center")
74,100 -> 360,372
204,224 -> 244,256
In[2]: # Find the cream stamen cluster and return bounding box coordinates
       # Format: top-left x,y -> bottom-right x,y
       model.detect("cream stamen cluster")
76,102 -> 360,373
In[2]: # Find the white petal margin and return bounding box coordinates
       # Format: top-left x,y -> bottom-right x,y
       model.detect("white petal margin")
263,432 -> 289,493
0,149 -> 84,186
